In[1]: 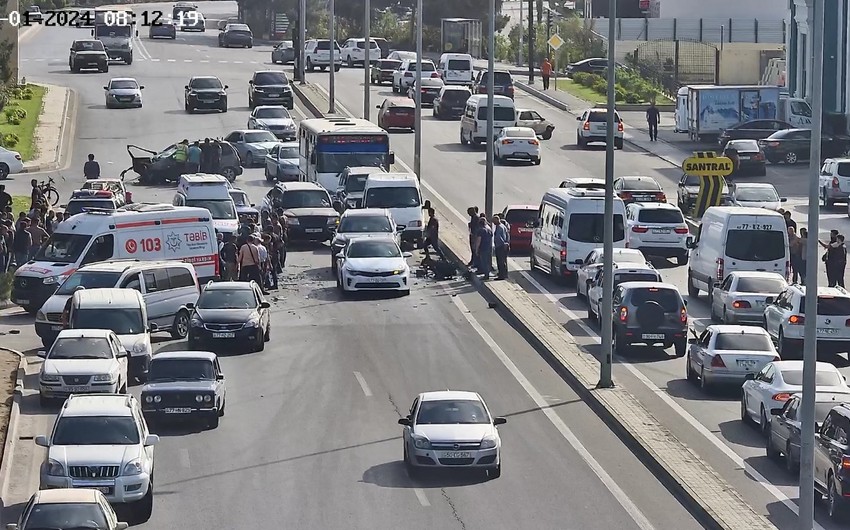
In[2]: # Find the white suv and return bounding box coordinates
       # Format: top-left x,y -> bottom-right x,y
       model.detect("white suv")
576,108 -> 623,149
392,59 -> 438,93
819,157 -> 850,208
763,285 -> 850,358
625,202 -> 691,266
340,38 -> 379,67
36,394 -> 159,524
304,39 -> 341,72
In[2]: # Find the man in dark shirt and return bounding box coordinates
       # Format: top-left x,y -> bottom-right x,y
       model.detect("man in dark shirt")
83,154 -> 100,179
422,208 -> 444,260
0,184 -> 11,213
29,179 -> 43,212
646,102 -> 661,141
466,206 -> 478,267
782,209 -> 796,230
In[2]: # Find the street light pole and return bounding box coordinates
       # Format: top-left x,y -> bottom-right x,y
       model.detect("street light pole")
527,0 -> 534,83
363,0 -> 371,119
414,0 -> 422,178
799,0 -> 824,526
298,0 -> 306,84
599,0 -> 616,388
484,0 -> 495,218
329,0 -> 336,113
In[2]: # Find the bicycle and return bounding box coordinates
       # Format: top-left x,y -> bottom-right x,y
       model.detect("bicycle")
38,176 -> 60,207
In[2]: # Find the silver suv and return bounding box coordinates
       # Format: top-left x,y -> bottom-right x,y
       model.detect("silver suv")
610,281 -> 689,356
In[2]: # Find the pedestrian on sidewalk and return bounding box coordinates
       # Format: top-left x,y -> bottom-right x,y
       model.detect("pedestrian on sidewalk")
820,230 -> 846,288
799,228 -> 809,285
788,226 -> 803,283
646,101 -> 660,141
781,209 -> 796,230
467,206 -> 479,268
493,214 -> 509,279
541,57 -> 552,90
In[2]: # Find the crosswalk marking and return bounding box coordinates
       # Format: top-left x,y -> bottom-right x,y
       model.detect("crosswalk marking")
20,58 -> 264,64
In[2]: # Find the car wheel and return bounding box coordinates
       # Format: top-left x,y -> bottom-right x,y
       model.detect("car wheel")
39,394 -> 50,408
676,254 -> 688,266
530,252 -> 538,272
306,58 -> 313,71
686,355 -> 697,382
765,430 -> 781,460
549,259 -> 560,284
785,151 -> 798,164
612,330 -> 624,356
687,270 -> 699,297
674,338 -> 686,358
543,128 -> 553,140
219,398 -> 226,416
577,280 -> 589,300
759,405 -> 770,436
824,188 -> 836,209
778,328 -> 797,359
785,442 -> 799,472
741,396 -> 752,424
534,157 -> 541,165
254,331 -> 265,352
0,163 -> 10,180
170,310 -> 190,339
700,367 -> 711,392
133,484 -> 154,524
347,55 -> 353,67
404,445 -> 419,478
264,324 -> 270,342
829,476 -> 847,521
246,152 -> 255,167
221,167 -> 237,182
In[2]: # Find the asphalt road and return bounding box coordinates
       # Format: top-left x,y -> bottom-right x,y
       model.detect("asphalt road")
0,2 -> 705,529
307,66 -> 850,528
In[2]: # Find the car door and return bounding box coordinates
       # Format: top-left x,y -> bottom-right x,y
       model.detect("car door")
254,283 -> 269,329
815,412 -> 837,486
224,132 -> 246,158
590,269 -> 603,315
690,329 -> 712,369
141,268 -> 171,328
266,144 -> 279,174
749,363 -> 775,418
763,289 -> 789,337
402,397 -> 419,446
515,110 -> 534,130
577,250 -> 598,293
213,356 -> 226,403
110,333 -> 128,380
712,275 -> 733,316
772,396 -> 799,455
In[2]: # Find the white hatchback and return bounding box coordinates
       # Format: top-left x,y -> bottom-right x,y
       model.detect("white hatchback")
625,202 -> 691,265
494,127 -> 540,165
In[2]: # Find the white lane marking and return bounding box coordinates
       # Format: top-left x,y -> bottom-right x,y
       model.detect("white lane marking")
179,448 -> 190,468
353,371 -> 372,397
451,293 -> 656,530
134,37 -> 152,60
184,59 -> 192,62
167,59 -> 176,62
150,58 -> 160,62
218,60 -> 228,63
413,487 -> 430,506
233,60 -> 243,64
200,60 -> 209,63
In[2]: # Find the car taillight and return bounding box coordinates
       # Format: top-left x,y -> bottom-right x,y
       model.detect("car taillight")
715,257 -> 724,282
788,314 -> 805,324
559,240 -> 567,261
834,177 -> 841,188
845,318 -> 850,327
656,193 -> 666,202
767,141 -> 780,147
507,86 -> 514,94
617,122 -> 623,132
841,456 -> 850,469
732,300 -> 751,309
620,192 -> 632,200
529,139 -> 539,145
618,306 -> 628,322
583,122 -> 590,130
772,392 -> 794,402
754,152 -> 764,160
674,226 -> 689,234
710,354 -> 726,368
680,307 -> 688,323
632,225 -> 649,233
502,139 -> 513,144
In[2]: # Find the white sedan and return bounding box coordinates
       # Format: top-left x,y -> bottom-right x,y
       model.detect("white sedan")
729,183 -> 786,211
247,105 -> 296,140
687,325 -> 779,392
575,247 -> 647,299
336,237 -> 411,295
494,127 -> 541,165
742,360 -> 848,434
710,271 -> 787,324
104,77 -> 143,108
0,146 -> 24,180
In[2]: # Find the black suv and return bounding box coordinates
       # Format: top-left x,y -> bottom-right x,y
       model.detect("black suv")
473,70 -> 515,99
248,70 -> 293,110
185,76 -> 228,113
811,402 -> 850,520
187,281 -> 271,353
69,39 -> 109,73
261,182 -> 339,242
610,282 -> 689,356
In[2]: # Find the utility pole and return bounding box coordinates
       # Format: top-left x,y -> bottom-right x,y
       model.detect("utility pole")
599,0 -> 616,388
363,0 -> 371,119
485,0 -> 495,218
799,0 -> 824,526
527,0 -> 534,83
298,0 -> 306,84
329,0 -> 336,113
414,0 -> 422,179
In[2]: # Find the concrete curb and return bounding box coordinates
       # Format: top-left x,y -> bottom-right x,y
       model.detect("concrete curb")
0,348 -> 26,509
21,85 -> 76,174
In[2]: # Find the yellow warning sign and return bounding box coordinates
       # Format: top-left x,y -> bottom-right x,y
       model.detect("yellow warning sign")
547,34 -> 564,50
682,151 -> 733,177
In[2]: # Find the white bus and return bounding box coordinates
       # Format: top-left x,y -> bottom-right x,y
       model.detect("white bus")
298,117 -> 394,191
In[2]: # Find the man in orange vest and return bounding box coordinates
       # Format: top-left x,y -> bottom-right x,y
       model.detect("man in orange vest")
541,57 -> 553,90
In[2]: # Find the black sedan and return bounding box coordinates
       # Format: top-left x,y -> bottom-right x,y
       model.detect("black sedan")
187,281 -> 271,353
758,128 -> 850,164
149,18 -> 177,39
721,139 -> 766,176
219,23 -> 253,48
613,176 -> 666,204
717,119 -> 792,147
141,350 -> 227,429
185,75 -> 228,113
371,59 -> 401,85
566,58 -> 607,77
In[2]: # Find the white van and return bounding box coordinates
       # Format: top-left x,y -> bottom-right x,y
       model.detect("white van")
362,173 -> 423,245
438,53 -> 474,86
530,188 -> 627,282
11,205 -> 218,313
687,206 -> 789,297
674,86 -> 688,133
460,95 -> 517,146
172,174 -> 239,237
66,288 -> 152,381
35,260 -> 199,347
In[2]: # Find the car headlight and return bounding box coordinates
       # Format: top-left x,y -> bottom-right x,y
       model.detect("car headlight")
203,394 -> 212,402
40,374 -> 60,383
153,395 -> 161,403
144,395 -> 153,403
188,91 -> 197,96
93,373 -> 116,382
42,274 -> 67,286
122,460 -> 143,476
411,434 -> 431,449
190,316 -> 203,327
36,310 -> 46,321
327,216 -> 339,226
245,315 -> 260,327
287,218 -> 300,225
479,435 -> 498,450
392,269 -> 404,275
195,394 -> 204,403
132,342 -> 147,354
46,459 -> 65,476
408,220 -> 422,228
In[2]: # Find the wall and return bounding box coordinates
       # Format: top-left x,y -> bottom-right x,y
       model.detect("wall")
717,44 -> 785,84
587,17 -> 785,43
659,0 -> 786,19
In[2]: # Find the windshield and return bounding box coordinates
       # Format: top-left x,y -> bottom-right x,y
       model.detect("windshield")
317,152 -> 389,173
149,359 -> 215,381
243,131 -> 277,143
185,199 -> 236,220
315,40 -> 341,51
35,233 -> 92,264
280,190 -> 331,209
364,186 -> 420,209
629,288 -> 681,311
255,107 -> 290,119
782,370 -> 842,387
416,399 -> 490,424
24,503 -> 109,529
52,416 -> 140,445
567,213 -> 625,243
339,215 -> 393,233
442,89 -> 471,103
503,209 -> 536,226
614,272 -> 659,284
800,296 -> 850,315
198,288 -> 256,309
73,308 -> 144,335
95,25 -> 131,37
229,191 -> 249,207
74,40 -> 104,51
49,337 -> 113,359
715,333 -> 773,351
65,199 -> 115,216
588,111 -> 621,123
480,71 -> 512,85
476,107 -> 517,121
637,209 -> 683,223
109,80 -> 138,90
448,59 -> 470,69
725,230 -> 786,261
504,128 -> 535,138
254,72 -> 288,85
348,240 -> 400,258
344,174 -> 369,192
278,146 -> 298,159
190,78 -> 222,89
791,101 -> 813,117
614,251 -> 646,264
407,62 -> 435,72
735,276 -> 786,293
736,187 -> 779,202
56,271 -> 121,295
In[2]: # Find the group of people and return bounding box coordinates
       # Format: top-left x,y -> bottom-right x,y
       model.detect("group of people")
173,138 -> 226,175
466,206 -> 511,281
0,181 -> 66,273
218,211 -> 288,294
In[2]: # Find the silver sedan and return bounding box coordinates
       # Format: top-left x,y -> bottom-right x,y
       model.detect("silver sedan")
710,271 -> 787,324
104,77 -> 143,108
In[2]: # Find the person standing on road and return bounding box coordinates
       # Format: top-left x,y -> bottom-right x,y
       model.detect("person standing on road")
493,214 -> 510,280
799,228 -> 809,285
820,230 -> 845,287
788,226 -> 803,283
83,154 -> 100,179
474,216 -> 493,280
422,208 -> 444,260
211,140 -> 223,174
12,218 -> 31,268
186,141 -> 202,174
29,179 -> 44,214
541,57 -> 552,90
782,209 -> 797,230
467,206 -> 479,268
0,224 -> 8,273
220,234 -> 238,281
27,217 -> 47,259
646,101 -> 661,142
237,235 -> 267,293
173,139 -> 189,174
200,138 -> 213,172
0,185 -> 11,213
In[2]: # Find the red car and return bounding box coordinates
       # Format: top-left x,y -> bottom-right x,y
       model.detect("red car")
377,97 -> 415,132
502,204 -> 538,253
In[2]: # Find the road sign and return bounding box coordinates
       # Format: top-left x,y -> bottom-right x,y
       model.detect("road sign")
272,13 -> 289,34
683,152 -> 732,217
547,34 -> 564,50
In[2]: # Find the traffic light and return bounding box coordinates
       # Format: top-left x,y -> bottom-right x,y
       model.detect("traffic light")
546,9 -> 556,41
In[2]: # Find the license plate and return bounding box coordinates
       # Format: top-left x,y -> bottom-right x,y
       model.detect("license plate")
66,386 -> 89,392
51,325 -> 62,331
212,332 -> 235,338
739,155 -> 750,160
737,359 -> 757,370
305,228 -> 322,233
818,328 -> 838,334
268,94 -> 280,97
369,277 -> 384,282
14,299 -> 29,305
641,333 -> 664,340
164,407 -> 192,414
651,228 -> 671,234
441,451 -> 472,458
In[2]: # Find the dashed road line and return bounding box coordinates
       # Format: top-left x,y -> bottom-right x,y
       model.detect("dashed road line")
353,371 -> 372,397
413,488 -> 430,507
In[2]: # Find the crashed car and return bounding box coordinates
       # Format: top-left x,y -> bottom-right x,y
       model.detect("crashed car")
120,142 -> 243,185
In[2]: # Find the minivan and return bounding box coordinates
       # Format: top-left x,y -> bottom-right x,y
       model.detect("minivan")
438,53 -> 474,86
531,188 -> 627,282
362,173 -> 423,245
460,95 -> 517,146
35,260 -> 200,347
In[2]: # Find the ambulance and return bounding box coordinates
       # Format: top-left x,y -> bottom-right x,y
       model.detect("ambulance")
12,204 -> 218,313
172,174 -> 239,238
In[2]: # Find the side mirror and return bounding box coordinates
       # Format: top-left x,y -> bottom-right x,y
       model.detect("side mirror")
116,523 -> 129,530
103,86 -> 108,90
117,350 -> 128,358
248,80 -> 254,84
149,323 -> 158,332
250,203 -> 255,207
683,299 -> 688,306
260,301 -> 271,309
816,421 -> 823,433
770,407 -> 784,415
493,417 -> 507,425
576,116 -> 581,120
686,239 -> 696,249
376,105 -> 381,109
224,85 -> 229,89
575,259 -> 583,265
140,85 -> 145,90
336,252 -> 345,258
396,226 -> 404,232
217,374 -> 225,380
780,197 -> 788,202
37,350 -> 46,358
34,435 -> 48,447
398,417 -> 410,426
402,252 -> 412,258
744,373 -> 755,380
185,85 -> 189,90
388,152 -> 395,164
186,303 -> 195,310
70,47 -> 74,51
144,434 -> 160,446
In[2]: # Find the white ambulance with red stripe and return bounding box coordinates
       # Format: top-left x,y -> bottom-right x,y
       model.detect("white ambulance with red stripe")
12,204 -> 218,313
